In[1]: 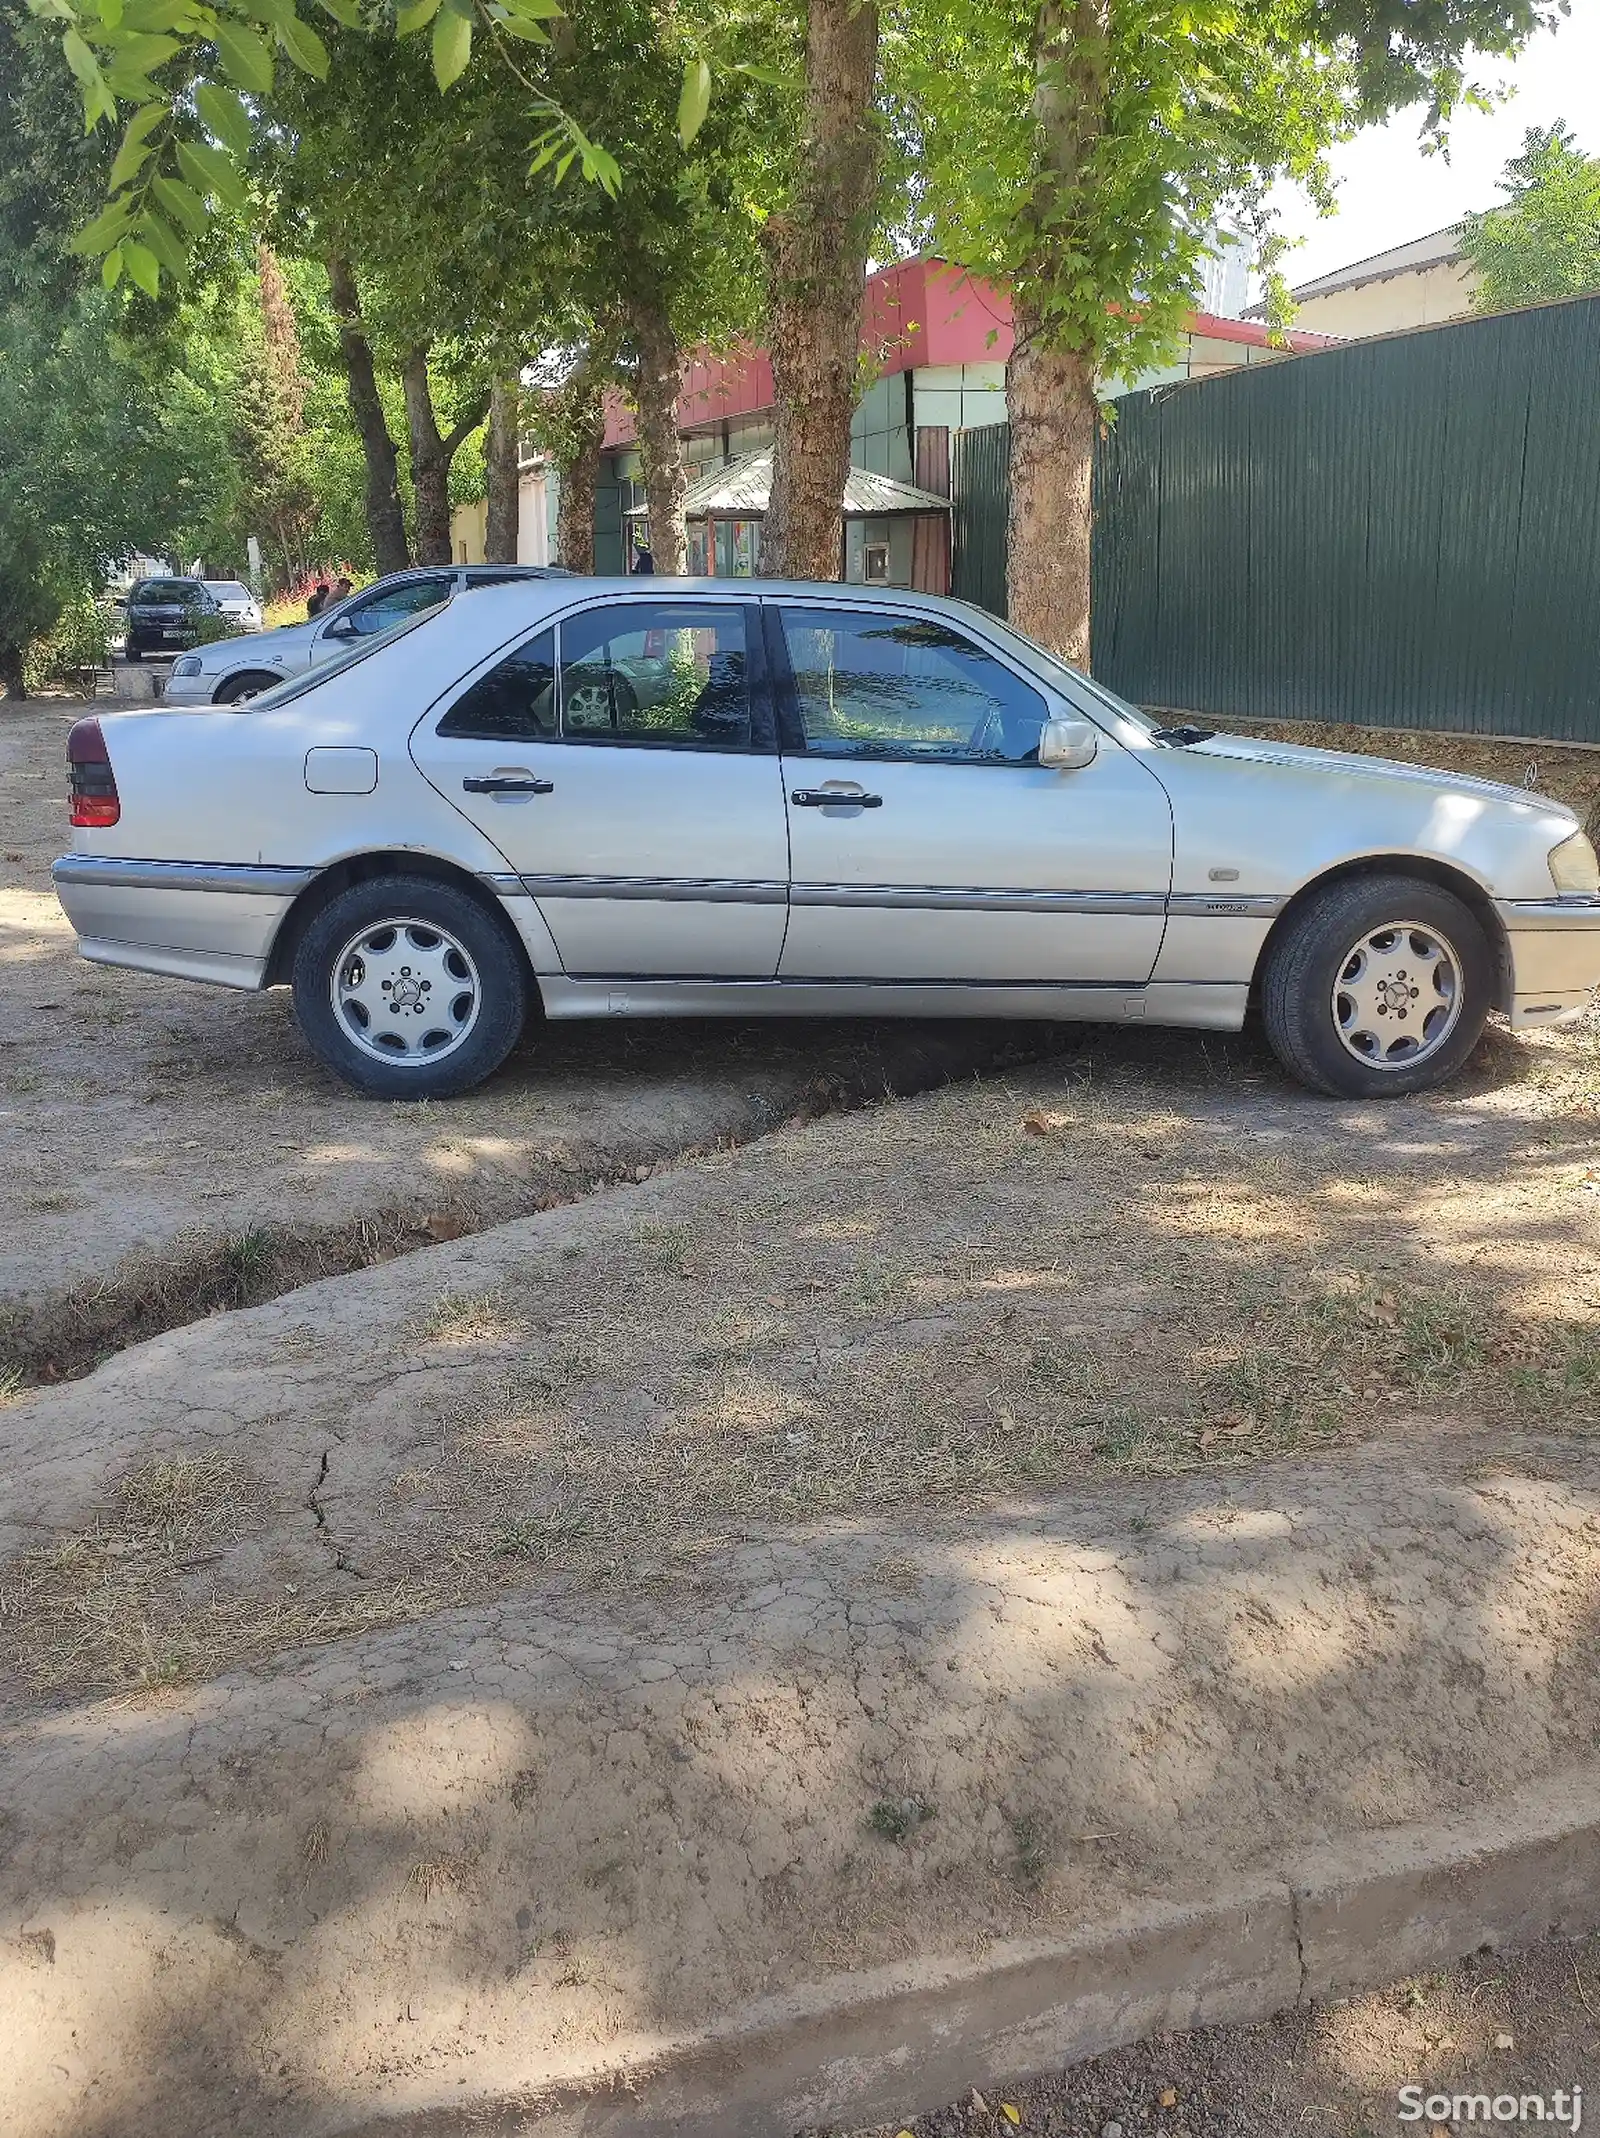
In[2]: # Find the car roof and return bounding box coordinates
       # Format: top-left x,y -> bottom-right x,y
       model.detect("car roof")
449,575 -> 973,610
458,564 -> 571,581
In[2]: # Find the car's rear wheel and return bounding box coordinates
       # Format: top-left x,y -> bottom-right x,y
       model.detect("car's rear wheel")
291,875 -> 529,1098
216,671 -> 279,705
1261,873 -> 1493,1098
125,643 -> 144,661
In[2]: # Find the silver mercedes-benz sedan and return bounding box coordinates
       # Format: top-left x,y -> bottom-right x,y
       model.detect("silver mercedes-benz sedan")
53,577 -> 1600,1100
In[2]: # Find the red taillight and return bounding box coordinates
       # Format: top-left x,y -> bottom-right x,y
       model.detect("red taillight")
67,717 -> 120,828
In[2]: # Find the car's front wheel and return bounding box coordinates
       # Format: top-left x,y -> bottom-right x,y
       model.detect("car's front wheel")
1260,873 -> 1493,1098
291,875 -> 529,1098
216,671 -> 280,705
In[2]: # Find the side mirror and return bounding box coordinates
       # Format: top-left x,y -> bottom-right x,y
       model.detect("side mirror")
322,614 -> 357,639
1038,717 -> 1099,771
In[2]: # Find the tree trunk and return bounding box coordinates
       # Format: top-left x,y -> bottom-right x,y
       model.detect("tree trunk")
758,0 -> 881,580
402,346 -> 489,567
629,295 -> 687,574
1005,312 -> 1097,662
0,640 -> 26,700
325,254 -> 408,576
485,373 -> 522,563
556,354 -> 609,573
258,243 -> 306,432
1005,0 -> 1110,661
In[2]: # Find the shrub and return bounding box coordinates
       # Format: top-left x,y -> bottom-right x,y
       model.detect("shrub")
23,593 -> 114,696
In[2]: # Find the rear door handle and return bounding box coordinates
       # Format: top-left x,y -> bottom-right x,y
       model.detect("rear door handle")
791,787 -> 883,808
462,776 -> 553,795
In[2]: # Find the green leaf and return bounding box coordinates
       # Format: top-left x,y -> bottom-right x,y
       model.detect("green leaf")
315,0 -> 362,22
586,140 -> 621,196
196,80 -> 251,154
108,116 -> 160,189
734,61 -> 787,87
123,0 -> 199,26
176,136 -> 245,207
395,0 -> 439,32
276,9 -> 329,76
213,18 -> 275,90
70,198 -> 133,254
107,31 -> 180,69
431,4 -> 470,88
677,55 -> 711,147
494,13 -> 548,40
62,27 -> 100,83
496,0 -> 563,16
138,208 -> 188,279
101,63 -> 164,100
99,0 -> 125,28
152,173 -> 208,234
123,238 -> 160,298
102,243 -> 126,286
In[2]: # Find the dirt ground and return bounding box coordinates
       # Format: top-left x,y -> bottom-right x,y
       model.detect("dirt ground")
0,701 -> 1046,1377
838,1932 -> 1600,2137
6,1026 -> 1600,2133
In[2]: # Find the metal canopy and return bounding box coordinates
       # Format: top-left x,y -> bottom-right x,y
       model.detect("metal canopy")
623,448 -> 950,521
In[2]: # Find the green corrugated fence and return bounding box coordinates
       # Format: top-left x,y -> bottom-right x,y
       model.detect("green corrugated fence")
952,293 -> 1600,743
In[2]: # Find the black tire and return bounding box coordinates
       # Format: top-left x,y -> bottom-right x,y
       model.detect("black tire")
1260,873 -> 1494,1099
291,874 -> 529,1099
216,671 -> 280,705
125,643 -> 145,661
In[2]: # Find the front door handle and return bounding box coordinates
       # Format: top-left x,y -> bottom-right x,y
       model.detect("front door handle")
791,787 -> 883,809
462,776 -> 554,795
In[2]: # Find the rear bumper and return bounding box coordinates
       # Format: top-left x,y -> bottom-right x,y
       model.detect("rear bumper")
51,855 -> 311,987
1496,897 -> 1600,1028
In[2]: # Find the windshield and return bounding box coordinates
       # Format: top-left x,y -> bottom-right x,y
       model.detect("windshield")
970,614 -> 1162,740
233,599 -> 449,712
135,579 -> 207,604
206,582 -> 251,601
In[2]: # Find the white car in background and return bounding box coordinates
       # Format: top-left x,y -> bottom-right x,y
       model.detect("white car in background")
52,576 -> 1600,1103
163,564 -> 571,706
203,581 -> 264,634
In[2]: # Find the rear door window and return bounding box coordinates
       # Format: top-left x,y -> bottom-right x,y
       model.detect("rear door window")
558,601 -> 763,750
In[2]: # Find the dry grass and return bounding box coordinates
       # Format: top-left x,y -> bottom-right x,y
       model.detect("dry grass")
405,1855 -> 477,1901
407,1288 -> 522,1348
383,1060 -> 1600,1585
0,1449 -> 449,1697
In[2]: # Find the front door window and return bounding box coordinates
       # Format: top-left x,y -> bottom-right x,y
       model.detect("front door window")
779,608 -> 1049,763
338,576 -> 453,638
